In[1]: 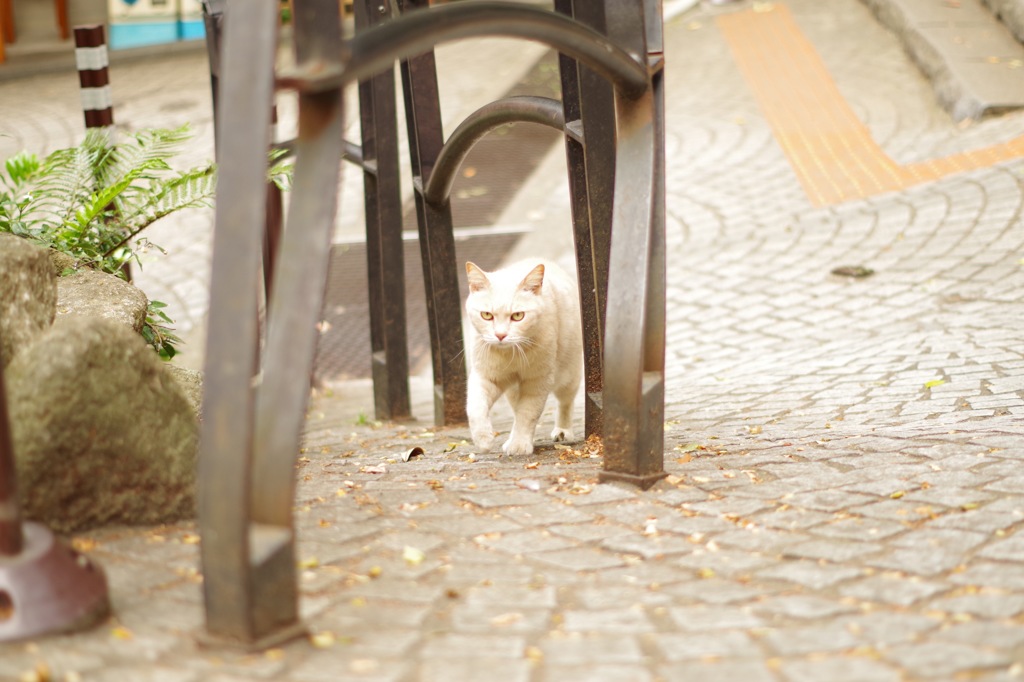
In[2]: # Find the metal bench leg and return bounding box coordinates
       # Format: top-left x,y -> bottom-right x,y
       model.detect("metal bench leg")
355,0 -> 412,421
554,0 -> 617,441
198,0 -> 345,646
396,0 -> 467,427
198,0 -> 277,645
598,0 -> 667,488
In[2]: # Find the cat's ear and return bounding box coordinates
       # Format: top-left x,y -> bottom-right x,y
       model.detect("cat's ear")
466,262 -> 490,292
519,263 -> 545,294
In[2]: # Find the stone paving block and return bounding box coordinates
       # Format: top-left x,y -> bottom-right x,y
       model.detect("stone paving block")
683,497 -> 775,519
981,474 -> 1024,494
652,630 -> 761,661
676,548 -> 777,579
561,608 -> 656,634
290,656 -> 411,682
460,489 -> 548,509
668,605 -> 764,631
888,527 -> 988,552
536,634 -> 646,664
838,574 -> 950,607
438,560 -> 540,586
449,603 -> 552,635
600,533 -> 695,560
474,529 -> 578,556
760,621 -> 864,657
948,561 -> 1024,591
926,508 -> 1020,533
463,584 -> 557,609
779,657 -> 902,682
344,579 -> 449,605
0,648 -> 107,681
752,506 -> 835,531
865,545 -> 970,577
572,585 -> 674,611
754,560 -> 864,590
933,593 -> 1024,619
658,659 -> 777,682
663,578 -> 783,605
713,527 -> 806,555
418,633 -> 526,659
753,595 -> 860,621
540,664 -> 654,682
84,668 -> 203,682
416,513 -> 523,539
881,641 -> 1011,679
783,538 -> 885,563
933,621 -> 1024,649
809,515 -> 907,541
977,532 -> 1024,561
547,483 -> 640,507
316,597 -> 433,631
498,503 -> 596,526
548,522 -> 635,543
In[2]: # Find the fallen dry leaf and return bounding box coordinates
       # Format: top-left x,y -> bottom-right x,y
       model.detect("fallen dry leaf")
490,612 -> 524,626
403,546 -> 426,566
310,631 -> 336,648
110,626 -> 133,641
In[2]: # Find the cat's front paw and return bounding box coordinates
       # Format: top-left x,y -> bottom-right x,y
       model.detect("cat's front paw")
471,427 -> 496,452
502,437 -> 535,457
551,426 -> 574,443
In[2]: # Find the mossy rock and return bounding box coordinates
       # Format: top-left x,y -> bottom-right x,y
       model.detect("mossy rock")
7,316 -> 198,533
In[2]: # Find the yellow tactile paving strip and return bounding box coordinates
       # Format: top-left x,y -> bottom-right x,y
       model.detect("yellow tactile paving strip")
717,3 -> 1024,206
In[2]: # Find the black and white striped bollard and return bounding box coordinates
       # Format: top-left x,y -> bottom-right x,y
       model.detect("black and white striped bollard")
73,24 -> 114,129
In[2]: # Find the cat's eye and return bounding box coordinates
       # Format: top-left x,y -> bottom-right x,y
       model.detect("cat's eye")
511,311 -> 525,321
480,311 -> 494,321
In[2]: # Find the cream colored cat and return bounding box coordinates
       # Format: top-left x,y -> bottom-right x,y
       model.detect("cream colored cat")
464,259 -> 583,456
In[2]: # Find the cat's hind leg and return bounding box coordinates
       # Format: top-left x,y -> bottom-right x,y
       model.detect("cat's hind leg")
550,379 -> 578,443
467,373 -> 502,452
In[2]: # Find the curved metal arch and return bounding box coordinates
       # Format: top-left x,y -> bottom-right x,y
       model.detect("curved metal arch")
279,2 -> 649,99
423,96 -> 565,207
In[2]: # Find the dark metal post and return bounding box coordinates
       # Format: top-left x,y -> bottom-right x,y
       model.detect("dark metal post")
198,0 -> 283,646
598,0 -> 667,488
555,0 -> 617,441
199,0 -> 346,648
201,0 -> 225,127
203,0 -> 283,304
396,0 -> 467,426
355,0 -> 412,421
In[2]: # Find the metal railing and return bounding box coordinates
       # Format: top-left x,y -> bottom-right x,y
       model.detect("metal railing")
197,0 -> 665,647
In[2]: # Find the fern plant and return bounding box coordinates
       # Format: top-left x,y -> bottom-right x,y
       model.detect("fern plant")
1,125 -> 215,274
0,125 -> 217,359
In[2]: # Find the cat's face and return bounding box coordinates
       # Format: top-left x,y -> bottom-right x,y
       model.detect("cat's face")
465,262 -> 545,349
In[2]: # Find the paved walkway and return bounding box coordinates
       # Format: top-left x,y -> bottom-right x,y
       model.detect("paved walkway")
5,1 -> 1024,681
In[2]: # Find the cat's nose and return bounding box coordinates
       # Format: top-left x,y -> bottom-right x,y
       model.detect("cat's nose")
495,332 -> 507,341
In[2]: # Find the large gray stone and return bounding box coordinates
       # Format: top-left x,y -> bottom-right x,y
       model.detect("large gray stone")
982,0 -> 1024,44
57,268 -> 148,333
0,234 -> 56,367
7,316 -> 198,533
861,0 -> 1024,121
163,364 -> 203,418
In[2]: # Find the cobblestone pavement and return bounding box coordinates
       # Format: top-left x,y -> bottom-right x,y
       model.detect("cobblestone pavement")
5,0 -> 1024,681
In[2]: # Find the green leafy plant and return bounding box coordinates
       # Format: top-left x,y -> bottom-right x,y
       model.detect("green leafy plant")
143,300 -> 183,361
0,125 -> 216,358
1,125 -> 215,273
